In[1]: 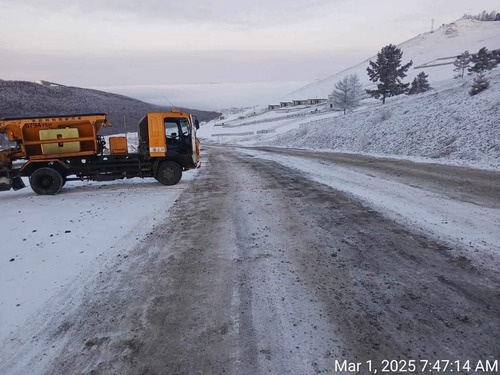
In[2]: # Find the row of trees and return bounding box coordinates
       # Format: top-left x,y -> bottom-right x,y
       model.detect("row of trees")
463,10 -> 500,21
331,44 -> 431,113
454,47 -> 500,78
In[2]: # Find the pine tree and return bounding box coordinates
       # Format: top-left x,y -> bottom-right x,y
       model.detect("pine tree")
469,47 -> 499,73
453,51 -> 471,79
408,72 -> 431,95
492,49 -> 500,64
366,44 -> 413,104
331,74 -> 363,115
469,73 -> 490,95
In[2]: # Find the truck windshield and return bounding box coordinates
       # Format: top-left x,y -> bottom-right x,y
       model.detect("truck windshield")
165,120 -> 179,138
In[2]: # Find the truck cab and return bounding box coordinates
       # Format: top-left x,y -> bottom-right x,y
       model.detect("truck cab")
138,111 -> 200,169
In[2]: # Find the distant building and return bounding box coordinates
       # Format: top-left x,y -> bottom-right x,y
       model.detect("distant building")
307,98 -> 326,105
293,99 -> 308,106
275,99 -> 326,108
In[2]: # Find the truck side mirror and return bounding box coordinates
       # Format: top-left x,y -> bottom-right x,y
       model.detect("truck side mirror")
194,119 -> 200,130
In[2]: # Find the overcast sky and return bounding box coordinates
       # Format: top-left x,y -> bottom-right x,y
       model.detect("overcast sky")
0,0 -> 499,108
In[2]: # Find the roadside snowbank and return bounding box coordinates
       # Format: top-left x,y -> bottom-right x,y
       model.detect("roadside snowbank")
0,173 -> 197,344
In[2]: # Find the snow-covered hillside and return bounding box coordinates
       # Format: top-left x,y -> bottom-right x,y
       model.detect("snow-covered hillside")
199,68 -> 500,170
279,18 -> 500,102
271,72 -> 500,170
198,19 -> 500,171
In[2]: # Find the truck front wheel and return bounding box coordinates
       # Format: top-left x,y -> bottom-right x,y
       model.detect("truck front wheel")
155,161 -> 182,186
30,168 -> 64,195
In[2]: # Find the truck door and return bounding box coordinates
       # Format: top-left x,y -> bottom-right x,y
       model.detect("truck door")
165,117 -> 191,154
148,115 -> 167,157
189,115 -> 200,165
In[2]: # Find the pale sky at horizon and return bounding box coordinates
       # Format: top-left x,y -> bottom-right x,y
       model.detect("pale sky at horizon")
0,0 -> 499,109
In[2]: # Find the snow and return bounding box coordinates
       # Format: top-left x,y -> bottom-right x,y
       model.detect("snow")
0,173 -> 198,344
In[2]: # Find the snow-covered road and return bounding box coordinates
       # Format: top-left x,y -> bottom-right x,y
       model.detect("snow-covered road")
239,146 -> 500,272
1,146 -> 498,374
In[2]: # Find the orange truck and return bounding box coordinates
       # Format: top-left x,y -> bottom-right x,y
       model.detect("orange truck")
0,110 -> 200,194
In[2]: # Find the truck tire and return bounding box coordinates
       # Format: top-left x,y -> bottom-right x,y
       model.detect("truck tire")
29,168 -> 64,195
155,161 -> 182,185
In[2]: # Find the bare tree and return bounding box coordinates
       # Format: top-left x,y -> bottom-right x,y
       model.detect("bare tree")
331,74 -> 363,115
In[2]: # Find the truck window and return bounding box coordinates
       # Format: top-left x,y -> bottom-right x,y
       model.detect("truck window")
179,118 -> 190,137
165,120 -> 179,139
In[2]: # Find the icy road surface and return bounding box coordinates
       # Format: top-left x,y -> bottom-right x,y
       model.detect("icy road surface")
0,146 -> 499,374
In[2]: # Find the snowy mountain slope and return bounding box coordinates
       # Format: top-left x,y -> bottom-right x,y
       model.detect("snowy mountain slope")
198,68 -> 500,171
0,80 -> 220,135
279,19 -> 500,101
270,69 -> 500,170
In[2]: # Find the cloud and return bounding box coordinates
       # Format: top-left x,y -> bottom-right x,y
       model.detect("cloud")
2,0 -> 499,93
1,0 -> 340,26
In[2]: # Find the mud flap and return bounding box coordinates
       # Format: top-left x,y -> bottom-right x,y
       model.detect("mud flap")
12,176 -> 26,191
